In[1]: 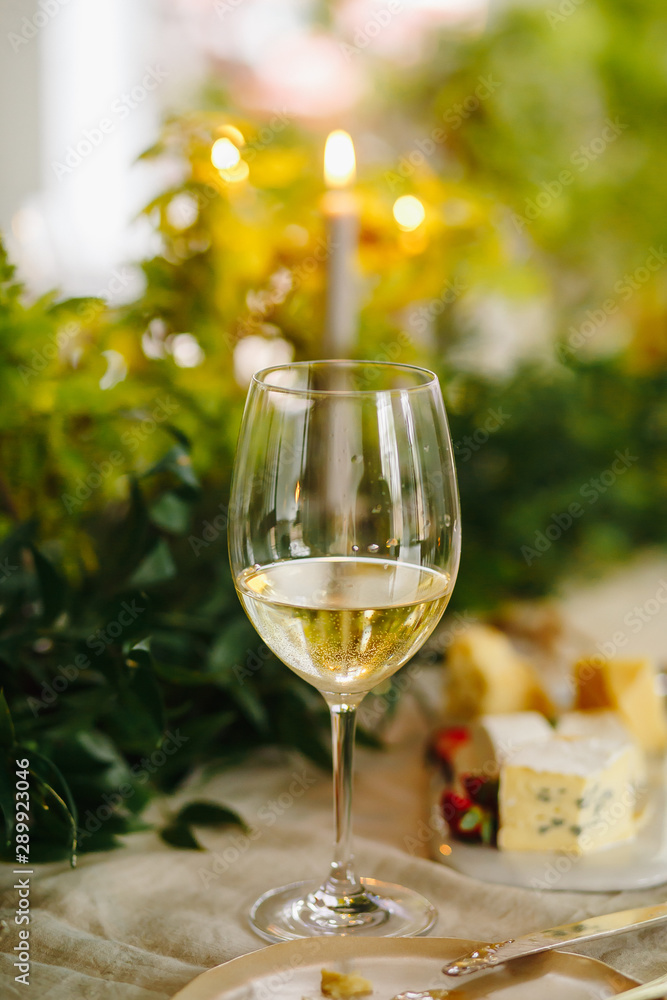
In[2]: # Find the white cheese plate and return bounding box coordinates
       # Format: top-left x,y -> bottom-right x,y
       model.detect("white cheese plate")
431,761 -> 667,891
170,936 -> 639,1000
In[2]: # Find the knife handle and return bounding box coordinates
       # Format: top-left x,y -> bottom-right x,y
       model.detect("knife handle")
443,941 -> 514,977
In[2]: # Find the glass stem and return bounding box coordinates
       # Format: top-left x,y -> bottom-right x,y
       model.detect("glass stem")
324,698 -> 363,897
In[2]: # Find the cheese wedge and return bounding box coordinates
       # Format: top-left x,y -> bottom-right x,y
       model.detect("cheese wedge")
446,624 -> 553,719
498,737 -> 636,853
453,711 -> 553,779
557,710 -> 646,792
574,657 -> 667,753
558,709 -> 634,744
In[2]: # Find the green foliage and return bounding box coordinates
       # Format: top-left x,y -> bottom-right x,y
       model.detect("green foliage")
445,358 -> 667,609
378,0 -> 667,365
0,269 -> 333,860
0,452 -> 336,860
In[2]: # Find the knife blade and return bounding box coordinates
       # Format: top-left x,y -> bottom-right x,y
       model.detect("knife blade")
443,903 -> 667,977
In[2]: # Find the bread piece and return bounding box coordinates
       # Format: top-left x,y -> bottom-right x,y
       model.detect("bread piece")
445,624 -> 553,719
321,969 -> 373,999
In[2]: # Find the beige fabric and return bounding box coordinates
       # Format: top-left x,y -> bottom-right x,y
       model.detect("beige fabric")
4,553 -> 667,998
1,696 -> 666,999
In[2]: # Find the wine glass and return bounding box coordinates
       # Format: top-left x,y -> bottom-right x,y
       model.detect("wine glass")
228,360 -> 460,941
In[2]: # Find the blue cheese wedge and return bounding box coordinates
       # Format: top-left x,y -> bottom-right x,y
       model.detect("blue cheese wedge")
453,711 -> 553,780
498,737 -> 636,853
557,709 -> 634,744
557,710 -> 646,792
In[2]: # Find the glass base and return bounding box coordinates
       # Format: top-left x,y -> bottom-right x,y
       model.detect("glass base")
249,877 -> 437,943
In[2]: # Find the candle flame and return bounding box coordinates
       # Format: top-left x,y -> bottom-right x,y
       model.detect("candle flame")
324,130 -> 356,188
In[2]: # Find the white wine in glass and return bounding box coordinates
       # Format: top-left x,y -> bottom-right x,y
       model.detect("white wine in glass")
229,361 -> 460,941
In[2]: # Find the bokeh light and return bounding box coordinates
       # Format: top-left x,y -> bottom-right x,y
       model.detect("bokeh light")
218,160 -> 250,184
171,333 -> 205,368
211,137 -> 242,170
393,195 -> 426,231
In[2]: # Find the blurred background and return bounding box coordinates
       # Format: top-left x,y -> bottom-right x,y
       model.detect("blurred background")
1,0 -> 667,859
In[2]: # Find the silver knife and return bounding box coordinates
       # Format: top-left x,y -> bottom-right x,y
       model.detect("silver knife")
443,903 -> 667,977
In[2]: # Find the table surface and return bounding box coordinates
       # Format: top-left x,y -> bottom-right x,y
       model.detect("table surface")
2,553 -> 667,999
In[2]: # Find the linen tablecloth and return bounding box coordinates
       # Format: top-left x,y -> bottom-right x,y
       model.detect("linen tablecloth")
2,554 -> 667,998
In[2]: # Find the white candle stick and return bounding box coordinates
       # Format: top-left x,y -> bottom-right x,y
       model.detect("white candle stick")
323,130 -> 359,359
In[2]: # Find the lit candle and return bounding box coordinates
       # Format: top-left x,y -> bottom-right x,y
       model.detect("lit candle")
323,130 -> 359,358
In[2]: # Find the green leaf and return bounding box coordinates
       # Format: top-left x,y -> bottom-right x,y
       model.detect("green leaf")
93,591 -> 152,646
137,139 -> 165,162
225,680 -> 269,734
22,748 -> 78,826
33,776 -> 78,865
0,520 -> 35,564
176,800 -> 246,831
275,692 -> 330,770
149,492 -> 191,534
165,425 -> 191,449
481,814 -> 496,846
0,691 -> 15,752
160,821 -> 203,850
77,829 -> 124,855
142,444 -> 200,492
113,477 -> 151,581
30,546 -> 68,623
207,621 -> 256,679
153,660 -> 212,685
459,807 -> 483,832
0,759 -> 15,843
126,649 -> 165,739
47,295 -> 103,319
129,539 -> 176,587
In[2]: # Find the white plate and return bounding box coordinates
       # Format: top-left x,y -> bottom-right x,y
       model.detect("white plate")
170,936 -> 639,1000
431,761 -> 667,891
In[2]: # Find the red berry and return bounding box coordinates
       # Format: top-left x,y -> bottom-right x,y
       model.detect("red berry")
462,773 -> 500,810
441,789 -> 473,818
441,789 -> 497,843
432,726 -> 470,763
